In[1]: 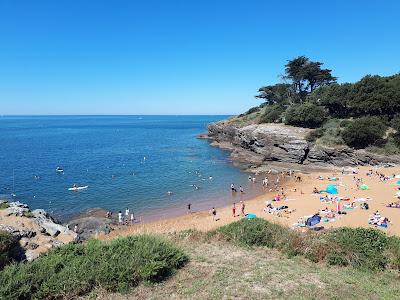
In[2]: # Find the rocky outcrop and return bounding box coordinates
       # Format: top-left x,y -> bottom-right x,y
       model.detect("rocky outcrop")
67,208 -> 113,241
0,200 -> 77,262
205,122 -> 400,168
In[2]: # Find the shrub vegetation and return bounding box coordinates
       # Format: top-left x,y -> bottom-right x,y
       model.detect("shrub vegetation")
341,117 -> 387,149
0,235 -> 187,300
210,218 -> 400,271
0,231 -> 18,270
284,103 -> 327,128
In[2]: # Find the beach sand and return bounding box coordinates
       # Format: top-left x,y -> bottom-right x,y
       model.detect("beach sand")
99,166 -> 400,240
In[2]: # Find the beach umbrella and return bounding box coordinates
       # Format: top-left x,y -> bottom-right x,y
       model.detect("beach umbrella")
325,184 -> 338,194
396,180 -> 400,185
360,184 -> 369,190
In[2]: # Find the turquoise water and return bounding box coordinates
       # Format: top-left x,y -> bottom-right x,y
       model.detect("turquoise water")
0,116 -> 265,221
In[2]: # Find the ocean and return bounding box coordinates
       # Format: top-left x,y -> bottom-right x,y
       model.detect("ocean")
0,115 -> 266,222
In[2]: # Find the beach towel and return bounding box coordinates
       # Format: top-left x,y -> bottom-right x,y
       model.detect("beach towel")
360,184 -> 369,190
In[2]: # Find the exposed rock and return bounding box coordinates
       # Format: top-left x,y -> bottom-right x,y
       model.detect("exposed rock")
206,122 -> 400,168
25,250 -> 40,262
0,224 -> 35,239
68,216 -> 113,241
0,201 -> 77,263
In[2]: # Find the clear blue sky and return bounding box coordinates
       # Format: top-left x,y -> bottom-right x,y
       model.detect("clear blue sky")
0,0 -> 399,115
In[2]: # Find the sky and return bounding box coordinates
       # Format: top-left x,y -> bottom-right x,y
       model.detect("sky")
0,0 -> 399,115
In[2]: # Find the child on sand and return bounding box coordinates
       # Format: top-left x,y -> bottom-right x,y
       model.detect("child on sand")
240,201 -> 245,215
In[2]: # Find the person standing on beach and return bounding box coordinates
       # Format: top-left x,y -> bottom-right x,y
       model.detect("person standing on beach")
187,203 -> 191,214
232,203 -> 236,217
240,201 -> 245,215
211,207 -> 217,221
118,211 -> 123,225
130,213 -> 135,224
125,207 -> 130,218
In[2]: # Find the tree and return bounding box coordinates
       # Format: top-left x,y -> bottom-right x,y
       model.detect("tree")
308,83 -> 353,118
284,56 -> 337,101
255,83 -> 291,105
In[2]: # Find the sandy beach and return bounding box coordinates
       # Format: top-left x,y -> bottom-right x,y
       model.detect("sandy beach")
100,166 -> 400,240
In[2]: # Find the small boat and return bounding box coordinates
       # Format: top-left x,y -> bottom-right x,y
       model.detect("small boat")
68,185 -> 88,191
56,167 -> 64,173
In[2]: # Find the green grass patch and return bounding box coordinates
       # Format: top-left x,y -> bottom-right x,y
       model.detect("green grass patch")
0,202 -> 9,210
0,235 -> 187,300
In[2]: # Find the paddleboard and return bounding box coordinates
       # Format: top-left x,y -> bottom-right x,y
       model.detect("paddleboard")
68,186 -> 88,191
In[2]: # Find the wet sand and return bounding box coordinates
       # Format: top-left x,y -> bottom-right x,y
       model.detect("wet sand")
100,166 -> 400,240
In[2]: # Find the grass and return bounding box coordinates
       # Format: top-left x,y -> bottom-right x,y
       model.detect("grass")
0,235 -> 187,300
93,231 -> 400,300
0,202 -> 9,210
2,219 -> 400,299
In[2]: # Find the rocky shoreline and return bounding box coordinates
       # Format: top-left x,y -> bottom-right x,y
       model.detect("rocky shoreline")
0,199 -> 114,262
201,121 -> 400,170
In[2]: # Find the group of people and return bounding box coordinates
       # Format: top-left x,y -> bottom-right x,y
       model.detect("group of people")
117,207 -> 135,225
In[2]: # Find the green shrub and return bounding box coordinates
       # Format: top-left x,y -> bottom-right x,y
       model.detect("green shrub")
326,228 -> 388,270
284,103 -> 327,128
0,235 -> 187,300
339,119 -> 352,128
385,236 -> 400,270
0,231 -> 18,270
259,104 -> 286,123
341,117 -> 387,149
212,218 -> 287,248
305,128 -> 325,142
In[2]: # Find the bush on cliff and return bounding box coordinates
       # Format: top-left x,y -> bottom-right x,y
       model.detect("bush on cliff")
209,218 -> 400,271
0,231 -> 18,270
341,117 -> 387,149
259,104 -> 286,123
284,103 -> 327,128
0,235 -> 187,300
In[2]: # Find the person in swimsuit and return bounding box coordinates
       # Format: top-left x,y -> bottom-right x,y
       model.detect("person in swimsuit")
232,203 -> 236,217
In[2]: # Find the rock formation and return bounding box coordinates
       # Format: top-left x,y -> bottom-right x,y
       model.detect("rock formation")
0,200 -> 77,262
204,122 -> 400,168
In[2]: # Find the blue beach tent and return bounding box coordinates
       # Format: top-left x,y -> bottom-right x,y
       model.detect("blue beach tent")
325,184 -> 338,194
306,214 -> 321,227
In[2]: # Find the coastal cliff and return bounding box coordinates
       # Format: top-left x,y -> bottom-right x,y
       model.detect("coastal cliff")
204,121 -> 400,168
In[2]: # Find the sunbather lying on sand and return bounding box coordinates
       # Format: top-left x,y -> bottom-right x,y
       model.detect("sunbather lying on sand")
386,202 -> 400,208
